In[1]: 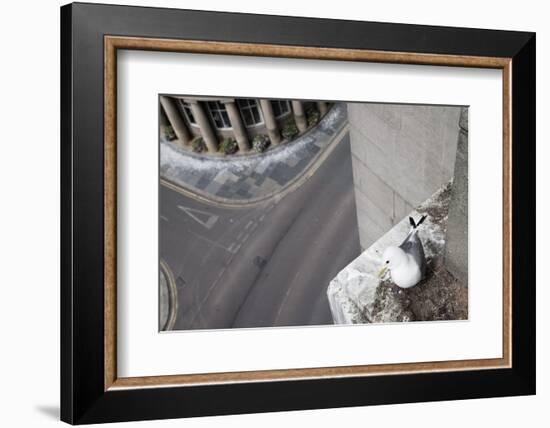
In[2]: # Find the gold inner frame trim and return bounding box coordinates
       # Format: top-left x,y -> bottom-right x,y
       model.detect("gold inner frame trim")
104,35 -> 512,391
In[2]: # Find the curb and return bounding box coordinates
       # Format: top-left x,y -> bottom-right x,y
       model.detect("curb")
160,259 -> 178,331
161,123 -> 350,208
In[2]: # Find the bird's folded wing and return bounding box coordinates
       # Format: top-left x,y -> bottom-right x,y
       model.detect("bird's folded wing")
400,234 -> 426,272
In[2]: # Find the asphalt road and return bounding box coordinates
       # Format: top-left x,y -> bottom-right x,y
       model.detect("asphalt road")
160,133 -> 361,330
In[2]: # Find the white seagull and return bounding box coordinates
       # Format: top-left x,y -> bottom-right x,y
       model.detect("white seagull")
378,215 -> 428,289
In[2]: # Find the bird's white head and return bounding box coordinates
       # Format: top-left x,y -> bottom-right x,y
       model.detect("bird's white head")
378,246 -> 407,278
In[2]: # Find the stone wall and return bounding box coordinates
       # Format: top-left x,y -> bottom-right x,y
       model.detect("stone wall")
444,107 -> 469,286
327,183 -> 468,324
347,103 -> 462,249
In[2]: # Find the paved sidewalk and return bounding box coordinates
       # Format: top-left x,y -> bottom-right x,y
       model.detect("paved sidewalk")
160,103 -> 348,204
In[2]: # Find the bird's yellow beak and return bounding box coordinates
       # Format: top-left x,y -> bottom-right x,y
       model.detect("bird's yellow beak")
378,266 -> 388,278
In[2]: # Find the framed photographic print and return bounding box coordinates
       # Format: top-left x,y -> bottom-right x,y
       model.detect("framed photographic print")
60,2 -> 536,424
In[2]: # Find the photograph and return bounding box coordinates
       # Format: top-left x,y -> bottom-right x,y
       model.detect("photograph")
158,96 -> 469,331
54,1 -> 536,424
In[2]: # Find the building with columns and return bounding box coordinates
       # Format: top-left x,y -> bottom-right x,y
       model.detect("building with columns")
160,95 -> 330,154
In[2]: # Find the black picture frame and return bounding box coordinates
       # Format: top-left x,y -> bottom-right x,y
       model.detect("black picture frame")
61,2 -> 535,424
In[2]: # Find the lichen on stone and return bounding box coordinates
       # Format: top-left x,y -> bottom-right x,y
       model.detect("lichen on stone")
327,180 -> 468,325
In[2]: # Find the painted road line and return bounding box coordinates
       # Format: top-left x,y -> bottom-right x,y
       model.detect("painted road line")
186,229 -> 235,253
177,205 -> 219,229
226,242 -> 241,254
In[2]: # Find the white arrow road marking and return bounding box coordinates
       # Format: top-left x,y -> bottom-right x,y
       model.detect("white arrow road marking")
177,205 -> 219,229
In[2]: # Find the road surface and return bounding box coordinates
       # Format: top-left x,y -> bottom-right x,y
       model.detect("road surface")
160,133 -> 361,330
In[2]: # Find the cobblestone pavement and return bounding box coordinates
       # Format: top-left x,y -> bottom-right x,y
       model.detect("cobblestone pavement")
160,103 -> 348,204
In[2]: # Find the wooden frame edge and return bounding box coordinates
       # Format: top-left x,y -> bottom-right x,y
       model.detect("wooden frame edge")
104,36 -> 117,390
103,35 -> 513,391
502,61 -> 513,369
106,36 -> 511,68
110,357 -> 508,390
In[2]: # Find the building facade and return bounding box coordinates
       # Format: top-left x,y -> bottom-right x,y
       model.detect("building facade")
347,103 -> 463,249
160,95 -> 330,154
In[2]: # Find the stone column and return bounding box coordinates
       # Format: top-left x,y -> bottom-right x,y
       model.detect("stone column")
187,100 -> 218,153
160,106 -> 169,127
259,99 -> 281,144
291,100 -> 307,133
160,96 -> 191,146
317,101 -> 328,116
223,100 -> 250,151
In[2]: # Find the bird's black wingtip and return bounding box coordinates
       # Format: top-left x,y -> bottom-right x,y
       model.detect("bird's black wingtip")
409,215 -> 427,228
417,214 -> 427,227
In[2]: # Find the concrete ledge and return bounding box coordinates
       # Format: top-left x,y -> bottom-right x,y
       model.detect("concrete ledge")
327,182 -> 467,324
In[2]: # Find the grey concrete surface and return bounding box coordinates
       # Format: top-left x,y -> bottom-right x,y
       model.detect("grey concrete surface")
347,103 -> 462,249
160,134 -> 361,330
444,107 -> 469,286
328,182 -> 467,324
